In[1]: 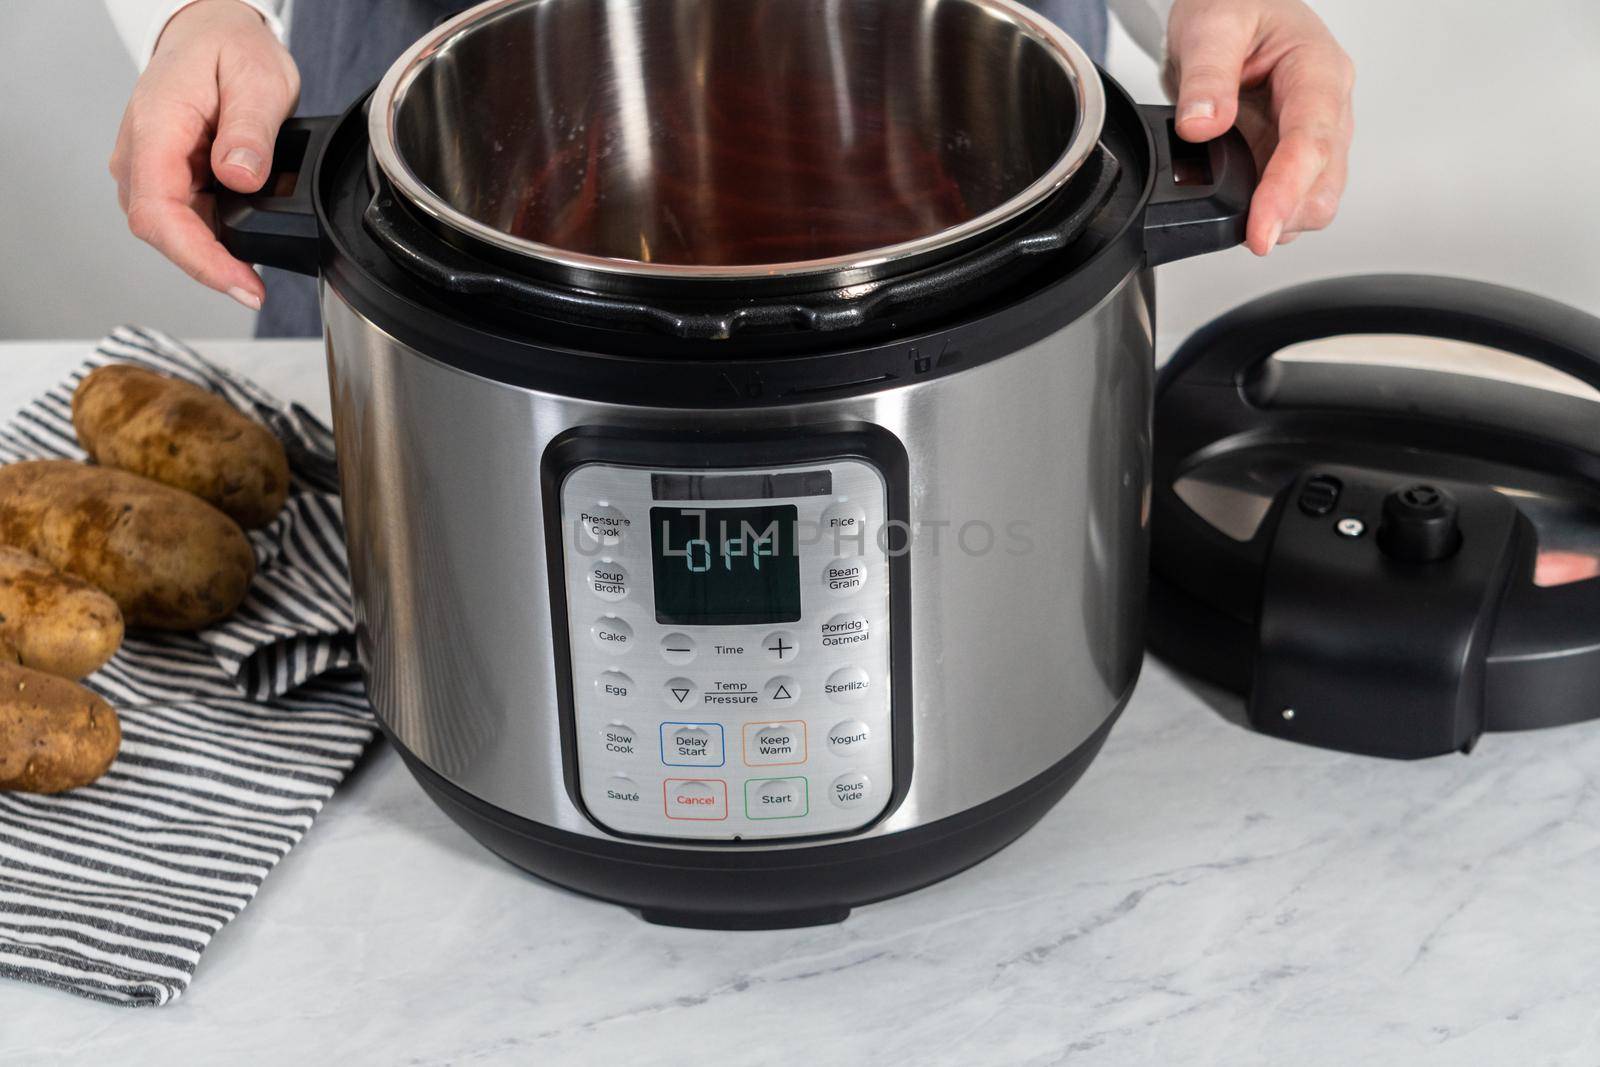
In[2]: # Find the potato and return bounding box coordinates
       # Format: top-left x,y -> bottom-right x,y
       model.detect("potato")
0,460 -> 255,630
0,661 -> 120,793
72,364 -> 290,529
0,546 -> 124,679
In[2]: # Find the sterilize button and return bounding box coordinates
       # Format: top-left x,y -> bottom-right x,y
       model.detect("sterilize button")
819,613 -> 870,649
830,772 -> 871,809
762,631 -> 798,663
603,776 -> 642,806
590,615 -> 634,652
596,671 -> 634,703
747,777 -> 808,819
762,676 -> 799,704
827,720 -> 870,755
665,778 -> 728,820
744,720 -> 806,765
820,501 -> 869,550
589,560 -> 628,601
602,721 -> 637,757
823,559 -> 868,596
661,723 -> 725,766
825,666 -> 871,704
660,633 -> 697,665
663,677 -> 702,707
578,503 -> 629,547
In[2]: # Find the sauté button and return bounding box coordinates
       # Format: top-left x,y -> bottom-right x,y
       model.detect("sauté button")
660,633 -> 697,665
589,560 -> 629,601
661,722 -> 725,766
824,666 -> 871,704
603,775 -> 642,806
827,720 -> 870,755
602,721 -> 637,757
762,631 -> 798,663
590,615 -> 634,652
743,720 -> 806,765
762,676 -> 799,704
823,559 -> 868,596
663,677 -> 701,707
829,772 -> 871,809
819,612 -> 871,649
578,504 -> 629,547
665,778 -> 728,820
747,777 -> 808,819
595,671 -> 634,703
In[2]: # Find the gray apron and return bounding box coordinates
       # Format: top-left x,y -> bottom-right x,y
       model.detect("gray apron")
257,0 -> 1109,337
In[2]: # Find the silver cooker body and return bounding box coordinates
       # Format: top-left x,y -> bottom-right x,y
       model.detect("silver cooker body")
321,269 -> 1154,849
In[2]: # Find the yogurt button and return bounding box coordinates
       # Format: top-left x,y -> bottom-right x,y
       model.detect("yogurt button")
595,671 -> 635,703
589,560 -> 629,601
824,666 -> 870,704
827,720 -> 870,755
830,772 -> 871,809
590,615 -> 634,652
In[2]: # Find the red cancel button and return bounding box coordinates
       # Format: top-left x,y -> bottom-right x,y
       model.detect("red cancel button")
664,778 -> 728,820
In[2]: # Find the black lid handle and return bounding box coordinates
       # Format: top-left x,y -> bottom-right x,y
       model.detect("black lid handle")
1139,104 -> 1256,266
215,115 -> 336,277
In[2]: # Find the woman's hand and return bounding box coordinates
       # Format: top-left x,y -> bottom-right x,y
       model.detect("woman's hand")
1164,0 -> 1355,255
109,0 -> 300,308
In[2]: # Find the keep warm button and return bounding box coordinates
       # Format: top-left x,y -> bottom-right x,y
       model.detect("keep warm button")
665,778 -> 728,820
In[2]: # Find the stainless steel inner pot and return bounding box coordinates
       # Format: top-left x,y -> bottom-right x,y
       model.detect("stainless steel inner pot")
368,0 -> 1105,283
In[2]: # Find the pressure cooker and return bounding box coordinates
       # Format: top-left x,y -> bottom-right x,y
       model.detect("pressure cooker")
218,0 -> 1254,928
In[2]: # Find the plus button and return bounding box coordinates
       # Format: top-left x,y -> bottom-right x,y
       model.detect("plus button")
763,632 -> 796,662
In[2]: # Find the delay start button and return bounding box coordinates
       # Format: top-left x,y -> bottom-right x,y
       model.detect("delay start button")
665,778 -> 728,820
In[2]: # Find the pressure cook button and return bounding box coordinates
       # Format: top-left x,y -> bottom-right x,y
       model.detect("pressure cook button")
829,772 -> 871,809
747,777 -> 808,819
663,677 -> 702,707
578,504 -> 629,547
602,721 -> 637,757
603,776 -> 642,806
661,722 -> 725,766
589,560 -> 629,602
819,613 -> 871,649
827,720 -> 870,755
762,676 -> 798,704
596,671 -> 634,703
590,615 -> 634,652
660,633 -> 697,665
665,778 -> 728,820
825,666 -> 871,704
823,559 -> 868,596
744,720 -> 806,765
820,502 -> 868,547
762,631 -> 798,663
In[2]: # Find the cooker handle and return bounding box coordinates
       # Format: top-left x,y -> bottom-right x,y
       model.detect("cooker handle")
214,115 -> 336,276
1139,104 -> 1256,267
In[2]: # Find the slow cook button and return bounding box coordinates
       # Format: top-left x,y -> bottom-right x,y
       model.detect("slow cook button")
603,775 -> 642,806
661,722 -> 725,766
830,772 -> 871,809
590,615 -> 634,652
602,721 -> 637,757
746,777 -> 808,819
589,560 -> 629,602
596,671 -> 635,704
578,504 -> 629,547
743,720 -> 806,765
823,559 -> 868,596
827,720 -> 870,755
665,778 -> 728,820
819,612 -> 870,649
825,666 -> 870,704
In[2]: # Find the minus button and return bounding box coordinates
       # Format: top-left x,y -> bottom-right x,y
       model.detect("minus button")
661,632 -> 697,665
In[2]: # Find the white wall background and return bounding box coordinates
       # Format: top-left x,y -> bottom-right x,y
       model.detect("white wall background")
0,0 -> 1596,343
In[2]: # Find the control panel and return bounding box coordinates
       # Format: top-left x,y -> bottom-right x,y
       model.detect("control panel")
558,457 -> 894,841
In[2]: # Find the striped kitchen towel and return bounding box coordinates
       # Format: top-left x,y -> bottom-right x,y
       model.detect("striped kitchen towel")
0,326 -> 376,1006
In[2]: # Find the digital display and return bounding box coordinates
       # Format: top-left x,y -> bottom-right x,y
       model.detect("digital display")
650,506 -> 801,625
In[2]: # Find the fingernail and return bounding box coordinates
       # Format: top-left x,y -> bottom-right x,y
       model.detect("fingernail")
1266,221 -> 1284,249
227,287 -> 262,311
224,147 -> 263,177
1178,99 -> 1216,124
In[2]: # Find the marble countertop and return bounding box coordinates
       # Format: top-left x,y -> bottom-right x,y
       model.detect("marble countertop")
3,338 -> 1599,1065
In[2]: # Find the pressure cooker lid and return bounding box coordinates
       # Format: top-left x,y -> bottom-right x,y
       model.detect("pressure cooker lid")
1149,275 -> 1600,759
366,0 -> 1106,294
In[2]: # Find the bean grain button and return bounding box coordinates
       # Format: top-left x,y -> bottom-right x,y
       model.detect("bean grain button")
590,615 -> 634,651
830,772 -> 871,809
589,560 -> 628,601
823,558 -> 868,596
825,666 -> 870,704
827,719 -> 869,754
